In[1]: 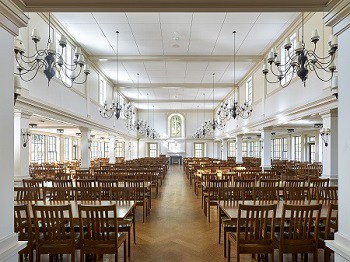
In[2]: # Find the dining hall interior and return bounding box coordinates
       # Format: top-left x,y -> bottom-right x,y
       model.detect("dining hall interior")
1,0 -> 350,261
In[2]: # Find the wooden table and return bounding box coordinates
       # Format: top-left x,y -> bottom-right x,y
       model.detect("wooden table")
218,200 -> 336,220
15,200 -> 136,220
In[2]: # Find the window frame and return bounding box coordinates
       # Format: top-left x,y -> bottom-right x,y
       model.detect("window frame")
31,134 -> 46,163
98,77 -> 107,106
148,143 -> 158,158
194,142 -> 204,158
47,136 -> 58,163
115,142 -> 125,157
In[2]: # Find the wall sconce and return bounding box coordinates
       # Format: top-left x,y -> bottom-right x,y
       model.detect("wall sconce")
14,75 -> 22,105
88,137 -> 93,150
21,128 -> 31,147
320,128 -> 331,147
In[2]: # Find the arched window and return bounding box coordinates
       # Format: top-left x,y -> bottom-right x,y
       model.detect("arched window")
170,115 -> 182,138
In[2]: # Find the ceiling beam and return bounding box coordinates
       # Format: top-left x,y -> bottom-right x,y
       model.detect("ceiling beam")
13,0 -> 337,12
91,55 -> 262,63
120,83 -> 233,89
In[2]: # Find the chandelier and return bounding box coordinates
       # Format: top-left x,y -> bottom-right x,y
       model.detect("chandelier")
99,31 -> 124,120
218,31 -> 252,120
262,13 -> 338,87
14,13 -> 90,87
126,73 -> 148,134
205,73 -> 226,131
193,93 -> 211,138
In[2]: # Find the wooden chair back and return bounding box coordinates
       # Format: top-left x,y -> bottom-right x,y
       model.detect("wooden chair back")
283,187 -> 310,202
14,204 -> 33,242
15,187 -> 40,201
75,187 -> 102,201
44,187 -> 72,201
97,179 -> 118,200
253,187 -> 280,203
234,178 -> 255,188
110,187 -> 134,201
325,203 -> 338,240
76,179 -> 96,188
284,178 -> 306,187
51,179 -> 73,188
259,178 -> 280,187
317,186 -> 338,201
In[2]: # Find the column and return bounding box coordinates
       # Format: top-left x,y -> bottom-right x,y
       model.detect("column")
14,111 -> 32,181
236,135 -> 243,164
0,6 -> 28,259
325,4 -> 350,260
315,131 -> 320,162
59,135 -> 65,162
287,135 -> 292,161
108,136 -> 116,164
320,109 -> 338,181
80,127 -> 91,169
222,139 -> 228,160
261,129 -> 272,170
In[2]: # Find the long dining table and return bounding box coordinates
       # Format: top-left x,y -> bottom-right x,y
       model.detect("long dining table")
15,200 -> 136,221
218,200 -> 336,220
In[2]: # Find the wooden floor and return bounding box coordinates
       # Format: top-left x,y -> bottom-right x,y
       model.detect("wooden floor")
40,165 -> 330,262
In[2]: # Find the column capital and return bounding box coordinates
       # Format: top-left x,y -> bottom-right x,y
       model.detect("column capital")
324,0 -> 350,36
14,110 -> 32,119
320,108 -> 338,119
79,126 -> 91,133
0,0 -> 28,36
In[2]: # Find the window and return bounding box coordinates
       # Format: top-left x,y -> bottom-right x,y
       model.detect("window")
72,139 -> 78,160
115,142 -> 124,157
64,138 -> 70,161
228,141 -> 236,157
242,142 -> 247,157
281,33 -> 297,85
282,138 -> 288,160
31,134 -> 46,163
245,77 -> 253,105
148,143 -> 158,157
104,142 -> 109,158
194,143 -> 204,158
292,136 -> 302,161
170,115 -> 182,138
273,138 -> 282,160
91,141 -> 99,159
98,78 -> 106,105
251,141 -> 261,158
48,136 -> 57,162
55,31 -> 73,86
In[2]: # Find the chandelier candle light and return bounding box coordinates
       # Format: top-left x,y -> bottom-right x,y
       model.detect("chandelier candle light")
262,13 -> 338,87
14,13 -> 90,87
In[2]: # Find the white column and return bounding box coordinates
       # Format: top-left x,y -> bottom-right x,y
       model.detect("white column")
222,139 -> 228,160
315,131 -> 320,162
80,127 -> 91,169
59,135 -> 65,162
109,136 -> 116,164
236,135 -> 243,164
0,12 -> 27,259
321,109 -> 338,181
261,130 -> 272,170
287,135 -> 292,161
325,5 -> 350,260
14,111 -> 32,181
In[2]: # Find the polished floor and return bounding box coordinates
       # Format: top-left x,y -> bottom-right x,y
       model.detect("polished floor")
40,165 -> 329,261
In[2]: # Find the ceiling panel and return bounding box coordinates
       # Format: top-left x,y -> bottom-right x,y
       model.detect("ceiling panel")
192,13 -> 226,24
126,13 -> 160,23
159,13 -> 193,24
225,13 -> 260,24
54,13 -> 96,24
92,13 -> 128,24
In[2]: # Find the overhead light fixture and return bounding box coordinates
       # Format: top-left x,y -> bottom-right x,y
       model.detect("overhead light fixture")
219,31 -> 252,120
14,13 -> 90,87
271,132 -> 276,135
57,129 -> 64,134
287,128 -> 295,133
76,132 -> 81,136
99,31 -> 123,120
263,13 -> 337,88
320,128 -> 330,147
29,124 -> 37,128
314,123 -> 323,129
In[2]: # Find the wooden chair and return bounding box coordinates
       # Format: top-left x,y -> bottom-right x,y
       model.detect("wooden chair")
203,179 -> 229,222
218,187 -> 247,257
15,187 -> 39,201
32,204 -> 79,262
97,179 -> 118,200
274,204 -> 322,262
110,187 -> 135,256
259,178 -> 280,187
51,179 -> 73,188
14,205 -> 34,262
74,187 -> 102,201
316,186 -> 338,201
44,187 -> 72,201
76,178 -> 96,188
283,186 -> 310,202
75,169 -> 93,179
319,204 -> 338,262
22,178 -> 44,188
228,204 -> 277,262
253,187 -> 280,203
125,179 -> 149,223
78,204 -> 127,262
308,178 -> 330,199
284,178 -> 306,187
234,178 -> 255,188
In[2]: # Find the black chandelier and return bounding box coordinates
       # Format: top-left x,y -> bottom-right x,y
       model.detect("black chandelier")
14,13 -> 90,87
99,31 -> 124,120
218,31 -> 252,120
263,13 -> 338,87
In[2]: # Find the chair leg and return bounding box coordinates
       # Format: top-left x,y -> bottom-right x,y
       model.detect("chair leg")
224,228 -> 227,258
228,239 -> 231,262
208,203 -> 211,223
219,217 -> 222,244
279,252 -> 283,262
271,251 -> 275,262
35,250 -> 40,262
128,230 -> 131,257
124,240 -> 127,262
80,251 -> 84,262
71,251 -> 75,262
324,249 -> 330,262
19,254 -> 24,262
314,251 -> 318,262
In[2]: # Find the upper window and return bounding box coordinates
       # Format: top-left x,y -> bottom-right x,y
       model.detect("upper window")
115,142 -> 124,157
194,143 -> 204,158
98,78 -> 106,105
292,136 -> 302,161
245,77 -> 253,105
169,114 -> 183,138
281,33 -> 297,85
148,143 -> 158,157
63,138 -> 70,161
55,32 -> 73,86
48,136 -> 58,162
242,142 -> 248,157
31,134 -> 46,163
228,141 -> 236,157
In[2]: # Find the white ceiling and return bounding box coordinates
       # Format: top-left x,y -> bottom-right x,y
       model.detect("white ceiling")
53,12 -> 299,109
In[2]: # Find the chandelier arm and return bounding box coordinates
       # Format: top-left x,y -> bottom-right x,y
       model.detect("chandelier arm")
278,50 -> 296,67
70,73 -> 89,85
312,60 -> 334,72
264,74 -> 281,84
306,48 -> 333,61
269,64 -> 283,78
313,67 -> 334,82
15,60 -> 42,75
16,54 -> 40,71
279,73 -> 294,88
19,66 -> 41,82
19,49 -> 45,60
59,77 -> 74,88
58,57 -> 80,70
